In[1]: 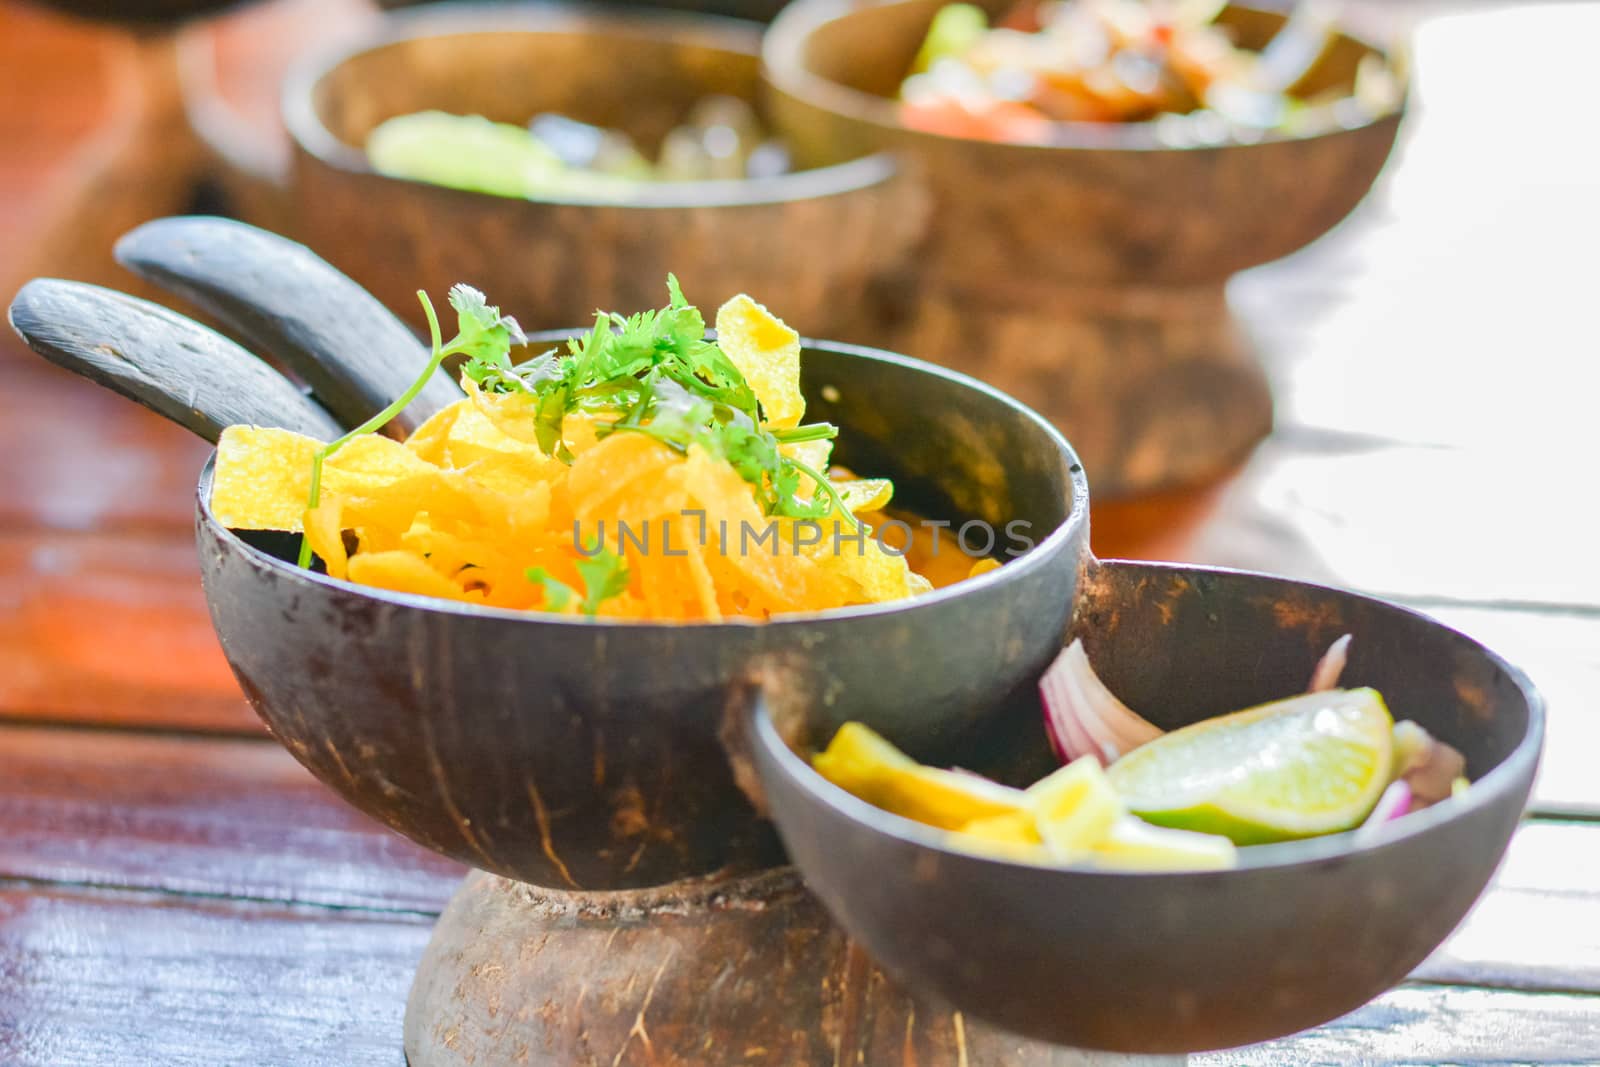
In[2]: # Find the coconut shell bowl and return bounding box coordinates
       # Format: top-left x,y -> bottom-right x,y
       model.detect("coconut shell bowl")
18,0 -> 251,22
280,2 -> 923,340
10,220 -> 1538,1064
763,0 -> 1406,495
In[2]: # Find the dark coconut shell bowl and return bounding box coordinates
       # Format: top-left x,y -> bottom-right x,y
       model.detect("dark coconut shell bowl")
762,0 -> 1407,496
374,0 -> 797,21
20,0 -> 252,22
198,336 -> 1090,891
752,561 -> 1542,1051
282,3 -> 923,335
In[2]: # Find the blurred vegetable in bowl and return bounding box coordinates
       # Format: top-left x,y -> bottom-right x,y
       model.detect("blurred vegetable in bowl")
367,95 -> 794,201
899,0 -> 1406,144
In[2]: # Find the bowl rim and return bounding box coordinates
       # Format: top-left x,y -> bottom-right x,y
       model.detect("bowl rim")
754,560 -> 1546,876
762,0 -> 1407,155
282,0 -> 907,210
197,334 -> 1091,632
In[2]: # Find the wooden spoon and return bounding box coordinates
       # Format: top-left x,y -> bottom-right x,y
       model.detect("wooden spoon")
7,277 -> 341,442
115,216 -> 460,433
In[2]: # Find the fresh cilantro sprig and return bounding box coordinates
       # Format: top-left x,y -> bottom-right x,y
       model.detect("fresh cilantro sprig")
459,275 -> 856,523
526,543 -> 630,616
295,284 -> 524,568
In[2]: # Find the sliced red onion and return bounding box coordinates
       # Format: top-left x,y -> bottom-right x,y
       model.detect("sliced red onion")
1040,640 -> 1165,765
1391,720 -> 1468,808
1357,778 -> 1412,837
1041,663 -> 1099,762
1308,634 -> 1353,692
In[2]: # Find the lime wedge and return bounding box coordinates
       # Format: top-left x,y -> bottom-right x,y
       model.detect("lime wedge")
1105,688 -> 1395,845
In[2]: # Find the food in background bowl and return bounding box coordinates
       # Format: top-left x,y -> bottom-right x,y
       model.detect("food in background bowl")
284,8 -> 923,337
899,0 -> 1405,144
210,278 -> 997,620
367,95 -> 795,201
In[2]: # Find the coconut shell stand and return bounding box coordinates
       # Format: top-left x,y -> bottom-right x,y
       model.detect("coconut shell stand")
9,221 -> 1539,1066
405,869 -> 1168,1065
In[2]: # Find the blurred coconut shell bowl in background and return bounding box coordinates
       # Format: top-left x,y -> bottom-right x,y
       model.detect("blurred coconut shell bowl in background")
763,0 -> 1407,495
18,0 -> 253,22
278,3 -> 925,339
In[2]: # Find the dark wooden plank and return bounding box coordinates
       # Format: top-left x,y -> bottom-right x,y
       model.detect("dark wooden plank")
1,882 -> 1596,1067
0,530 -> 256,732
0,885 -> 427,1067
1200,983 -> 1600,1066
0,711 -> 1592,995
0,360 -> 205,532
0,725 -> 463,912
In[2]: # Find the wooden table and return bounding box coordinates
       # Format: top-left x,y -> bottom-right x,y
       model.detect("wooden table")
1,1 -> 1597,1062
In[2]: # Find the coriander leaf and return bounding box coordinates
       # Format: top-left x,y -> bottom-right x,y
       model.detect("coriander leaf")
524,567 -> 576,612
575,544 -> 632,615
430,275 -> 858,533
525,543 -> 629,616
449,283 -> 526,366
661,274 -> 708,350
535,383 -> 573,462
298,288 -> 465,568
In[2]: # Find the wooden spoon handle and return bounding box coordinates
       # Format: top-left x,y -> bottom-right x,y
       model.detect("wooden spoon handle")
7,278 -> 342,444
115,216 -> 461,434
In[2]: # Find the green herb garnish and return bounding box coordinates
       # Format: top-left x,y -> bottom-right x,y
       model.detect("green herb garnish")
295,284 -> 524,568
460,275 -> 855,523
297,277 -> 855,618
526,542 -> 631,616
